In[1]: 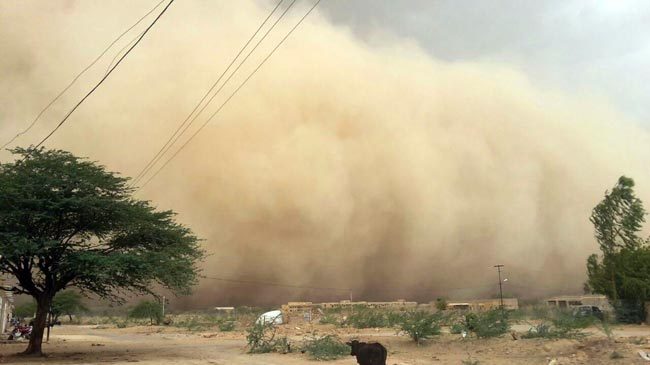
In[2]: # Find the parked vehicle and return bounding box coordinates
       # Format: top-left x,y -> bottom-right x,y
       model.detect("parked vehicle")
573,305 -> 604,321
8,324 -> 33,340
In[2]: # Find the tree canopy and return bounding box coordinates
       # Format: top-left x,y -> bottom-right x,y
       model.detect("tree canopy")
0,147 -> 203,354
586,176 -> 650,322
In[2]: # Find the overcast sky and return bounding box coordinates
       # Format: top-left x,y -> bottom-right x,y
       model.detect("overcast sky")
319,0 -> 650,124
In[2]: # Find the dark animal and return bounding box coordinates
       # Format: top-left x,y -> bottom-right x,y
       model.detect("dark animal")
345,340 -> 387,365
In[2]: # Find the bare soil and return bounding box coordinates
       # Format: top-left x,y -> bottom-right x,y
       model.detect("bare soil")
1,324 -> 650,364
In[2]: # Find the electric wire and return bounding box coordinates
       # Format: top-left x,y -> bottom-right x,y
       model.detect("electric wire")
137,0 -> 322,190
105,30 -> 146,76
129,0 -> 287,187
1,0 -> 167,149
33,0 -> 175,148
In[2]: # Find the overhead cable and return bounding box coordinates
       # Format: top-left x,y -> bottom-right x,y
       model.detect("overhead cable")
129,0 -> 288,186
1,0 -> 167,149
34,0 -> 175,148
138,0 -> 322,190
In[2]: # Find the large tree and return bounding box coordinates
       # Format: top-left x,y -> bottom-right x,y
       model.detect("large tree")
0,147 -> 203,355
586,176 -> 650,322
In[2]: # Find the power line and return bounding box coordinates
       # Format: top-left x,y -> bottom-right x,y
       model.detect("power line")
105,30 -> 146,76
33,0 -> 175,148
129,0 -> 288,187
1,0 -> 167,150
138,0 -> 322,190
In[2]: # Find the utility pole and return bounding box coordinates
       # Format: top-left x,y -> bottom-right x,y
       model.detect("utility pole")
494,265 -> 504,309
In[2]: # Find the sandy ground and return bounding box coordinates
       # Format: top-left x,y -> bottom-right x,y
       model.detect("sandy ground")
2,324 -> 650,364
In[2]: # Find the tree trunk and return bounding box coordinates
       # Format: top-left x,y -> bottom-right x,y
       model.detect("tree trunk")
24,296 -> 51,356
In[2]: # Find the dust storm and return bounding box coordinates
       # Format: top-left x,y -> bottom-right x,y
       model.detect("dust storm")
1,0 -> 649,306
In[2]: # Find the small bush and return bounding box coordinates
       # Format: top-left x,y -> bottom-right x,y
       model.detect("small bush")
460,309 -> 509,338
319,314 -> 340,326
521,323 -> 557,339
396,310 -> 442,344
246,322 -> 290,354
346,308 -> 388,328
450,323 -> 465,334
302,335 -> 349,360
129,300 -> 163,325
386,311 -> 406,327
522,312 -> 594,339
218,320 -> 236,332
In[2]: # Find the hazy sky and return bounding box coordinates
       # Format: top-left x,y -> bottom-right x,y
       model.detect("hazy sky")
320,0 -> 650,123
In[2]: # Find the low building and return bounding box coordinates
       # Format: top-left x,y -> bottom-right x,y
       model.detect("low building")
545,295 -> 612,311
445,298 -> 519,311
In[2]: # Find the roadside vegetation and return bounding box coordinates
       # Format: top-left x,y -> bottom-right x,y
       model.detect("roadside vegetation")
301,335 -> 349,360
395,310 -> 443,344
246,321 -> 290,354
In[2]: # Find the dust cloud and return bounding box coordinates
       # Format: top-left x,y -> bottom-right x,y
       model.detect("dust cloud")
1,0 -> 649,306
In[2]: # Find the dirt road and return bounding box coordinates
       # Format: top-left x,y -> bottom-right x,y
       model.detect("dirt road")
2,325 -> 650,364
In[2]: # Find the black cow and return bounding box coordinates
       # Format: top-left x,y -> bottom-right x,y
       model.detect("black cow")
345,340 -> 387,365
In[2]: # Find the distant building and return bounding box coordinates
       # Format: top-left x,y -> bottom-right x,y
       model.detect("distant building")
445,298 -> 519,311
545,295 -> 612,311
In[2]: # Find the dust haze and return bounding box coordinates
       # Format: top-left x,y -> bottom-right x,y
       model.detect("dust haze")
1,0 -> 649,306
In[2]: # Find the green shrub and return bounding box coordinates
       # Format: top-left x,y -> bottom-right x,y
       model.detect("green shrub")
128,300 -> 163,325
450,323 -> 465,334
395,310 -> 442,344
319,314 -> 340,326
346,308 -> 388,328
522,311 -> 593,339
386,311 -> 406,327
545,310 -> 592,338
302,335 -> 349,360
218,320 -> 236,331
246,322 -> 290,354
521,323 -> 556,339
460,309 -> 509,338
